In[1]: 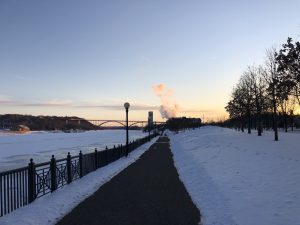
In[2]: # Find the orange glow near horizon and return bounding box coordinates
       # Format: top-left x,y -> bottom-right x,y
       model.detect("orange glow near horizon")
293,105 -> 300,115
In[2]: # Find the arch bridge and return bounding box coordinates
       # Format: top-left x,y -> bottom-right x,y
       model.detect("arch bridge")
69,119 -> 165,128
89,120 -> 147,128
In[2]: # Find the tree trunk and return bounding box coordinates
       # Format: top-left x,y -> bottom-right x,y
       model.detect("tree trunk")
257,114 -> 262,136
241,115 -> 244,132
272,88 -> 278,141
255,93 -> 262,136
247,109 -> 251,134
284,113 -> 287,133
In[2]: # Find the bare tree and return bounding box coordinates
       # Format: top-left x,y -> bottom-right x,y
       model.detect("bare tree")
239,72 -> 255,134
263,48 -> 279,141
245,65 -> 268,136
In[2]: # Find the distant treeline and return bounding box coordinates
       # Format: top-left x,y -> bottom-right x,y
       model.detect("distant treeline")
224,36 -> 300,140
0,114 -> 97,131
214,112 -> 300,131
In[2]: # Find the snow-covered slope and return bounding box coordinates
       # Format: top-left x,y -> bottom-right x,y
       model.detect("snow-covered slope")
169,126 -> 300,225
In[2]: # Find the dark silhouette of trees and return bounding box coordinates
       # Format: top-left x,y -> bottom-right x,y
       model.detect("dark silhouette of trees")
0,114 -> 97,131
225,36 -> 300,141
276,37 -> 300,103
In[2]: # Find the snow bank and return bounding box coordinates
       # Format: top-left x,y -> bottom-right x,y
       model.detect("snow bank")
169,126 -> 300,225
0,136 -> 158,225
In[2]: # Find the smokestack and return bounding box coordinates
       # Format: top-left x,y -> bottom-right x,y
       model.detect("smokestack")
152,83 -> 179,119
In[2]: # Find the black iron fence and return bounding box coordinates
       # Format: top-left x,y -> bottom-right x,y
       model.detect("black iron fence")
0,133 -> 158,217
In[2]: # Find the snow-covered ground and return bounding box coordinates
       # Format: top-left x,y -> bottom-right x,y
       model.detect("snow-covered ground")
0,130 -> 147,172
169,126 -> 300,225
0,136 -> 158,225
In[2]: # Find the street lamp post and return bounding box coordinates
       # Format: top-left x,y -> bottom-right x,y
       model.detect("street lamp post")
148,124 -> 151,141
124,102 -> 130,157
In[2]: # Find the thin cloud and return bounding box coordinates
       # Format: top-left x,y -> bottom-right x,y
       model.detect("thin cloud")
179,109 -> 214,113
0,95 -> 15,104
19,100 -> 73,107
73,104 -> 158,111
1,99 -> 158,111
1,97 -> 207,114
131,105 -> 158,111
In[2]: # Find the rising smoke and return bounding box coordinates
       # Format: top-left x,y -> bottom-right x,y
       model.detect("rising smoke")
152,83 -> 179,119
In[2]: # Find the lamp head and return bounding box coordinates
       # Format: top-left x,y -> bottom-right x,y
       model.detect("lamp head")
124,102 -> 130,110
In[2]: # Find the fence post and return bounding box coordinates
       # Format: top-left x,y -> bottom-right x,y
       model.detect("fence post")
94,148 -> 98,169
114,145 -> 117,160
67,152 -> 72,184
50,155 -> 57,192
105,146 -> 108,164
79,151 -> 83,178
113,145 -> 116,160
28,158 -> 36,203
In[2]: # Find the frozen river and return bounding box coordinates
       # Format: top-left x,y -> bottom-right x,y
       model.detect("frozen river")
0,129 -> 147,172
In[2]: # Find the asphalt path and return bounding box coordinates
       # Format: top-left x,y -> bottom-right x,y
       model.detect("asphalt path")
56,136 -> 201,225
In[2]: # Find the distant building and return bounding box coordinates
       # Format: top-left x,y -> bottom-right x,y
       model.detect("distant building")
11,124 -> 31,132
166,117 -> 202,130
148,111 -> 153,127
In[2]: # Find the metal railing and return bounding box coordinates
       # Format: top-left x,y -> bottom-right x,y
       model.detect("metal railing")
0,133 -> 158,217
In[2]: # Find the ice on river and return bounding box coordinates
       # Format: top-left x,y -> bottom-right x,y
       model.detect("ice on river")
0,130 -> 147,172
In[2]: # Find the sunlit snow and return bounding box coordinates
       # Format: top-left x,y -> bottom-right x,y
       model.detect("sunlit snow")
169,126 -> 300,225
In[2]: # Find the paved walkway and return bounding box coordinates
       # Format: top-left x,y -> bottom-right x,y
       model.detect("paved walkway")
56,137 -> 201,225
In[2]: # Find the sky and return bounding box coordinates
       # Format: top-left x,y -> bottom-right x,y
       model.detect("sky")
0,0 -> 300,122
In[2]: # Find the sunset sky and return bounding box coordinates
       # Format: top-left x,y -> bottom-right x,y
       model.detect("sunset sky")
0,0 -> 300,121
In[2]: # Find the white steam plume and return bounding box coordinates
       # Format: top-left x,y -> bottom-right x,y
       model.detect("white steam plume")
152,83 -> 179,119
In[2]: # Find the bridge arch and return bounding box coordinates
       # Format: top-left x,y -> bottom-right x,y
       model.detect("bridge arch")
98,121 -> 126,127
129,121 -> 144,127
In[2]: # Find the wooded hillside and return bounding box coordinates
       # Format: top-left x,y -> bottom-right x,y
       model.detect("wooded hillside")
0,114 -> 97,131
